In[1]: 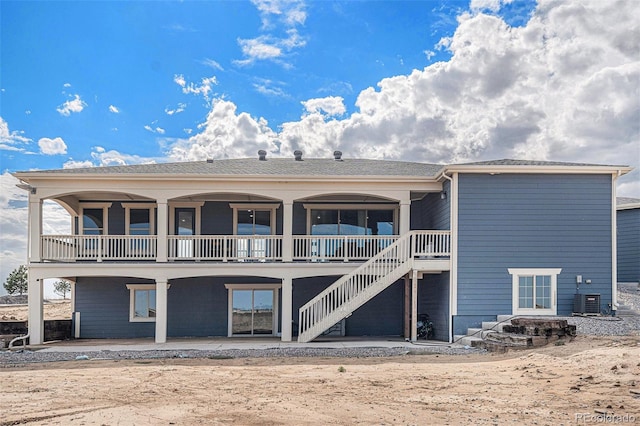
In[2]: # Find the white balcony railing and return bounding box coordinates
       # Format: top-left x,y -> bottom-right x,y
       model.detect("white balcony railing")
167,235 -> 283,261
40,231 -> 450,262
292,235 -> 399,261
41,235 -> 157,261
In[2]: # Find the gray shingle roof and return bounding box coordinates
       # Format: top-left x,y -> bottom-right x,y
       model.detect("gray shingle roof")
452,159 -> 627,167
17,158 -> 444,177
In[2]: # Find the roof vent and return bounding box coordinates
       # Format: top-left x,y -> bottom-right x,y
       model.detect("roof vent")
258,150 -> 267,161
206,158 -> 214,163
333,150 -> 343,161
294,150 -> 303,161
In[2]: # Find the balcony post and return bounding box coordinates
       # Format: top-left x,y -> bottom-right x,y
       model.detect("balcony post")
28,198 -> 42,262
281,277 -> 293,341
411,269 -> 418,342
399,201 -> 410,236
282,201 -> 293,262
156,200 -> 168,262
155,279 -> 168,343
28,275 -> 44,345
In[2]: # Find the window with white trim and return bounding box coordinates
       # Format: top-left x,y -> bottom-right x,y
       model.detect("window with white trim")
79,203 -> 112,235
126,284 -> 156,322
122,203 -> 157,235
508,268 -> 561,315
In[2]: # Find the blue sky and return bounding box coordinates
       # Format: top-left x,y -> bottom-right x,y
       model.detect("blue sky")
1,0 -> 639,292
1,0 -> 539,171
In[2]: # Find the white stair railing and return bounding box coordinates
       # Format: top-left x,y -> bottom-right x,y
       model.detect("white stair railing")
297,232 -> 417,343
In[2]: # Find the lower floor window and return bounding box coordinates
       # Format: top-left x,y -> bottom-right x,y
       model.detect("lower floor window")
126,284 -> 156,322
508,268 -> 561,315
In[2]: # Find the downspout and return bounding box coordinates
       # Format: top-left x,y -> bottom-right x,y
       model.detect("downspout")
611,171 -> 620,314
439,171 -> 456,342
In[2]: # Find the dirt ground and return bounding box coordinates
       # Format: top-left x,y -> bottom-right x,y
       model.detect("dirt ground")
0,335 -> 638,425
0,300 -> 71,321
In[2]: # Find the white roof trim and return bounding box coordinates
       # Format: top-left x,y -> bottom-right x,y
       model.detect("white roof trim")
617,202 -> 640,210
444,165 -> 632,175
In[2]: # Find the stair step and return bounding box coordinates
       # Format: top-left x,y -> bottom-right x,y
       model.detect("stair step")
497,314 -> 515,322
455,335 -> 484,347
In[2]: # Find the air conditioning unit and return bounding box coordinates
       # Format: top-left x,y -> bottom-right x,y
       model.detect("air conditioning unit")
573,293 -> 600,315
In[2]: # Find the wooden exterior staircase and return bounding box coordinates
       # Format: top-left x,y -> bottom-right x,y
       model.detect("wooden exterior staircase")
297,231 -> 449,343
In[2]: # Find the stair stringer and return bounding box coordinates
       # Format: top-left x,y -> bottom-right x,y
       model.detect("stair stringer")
297,233 -> 415,343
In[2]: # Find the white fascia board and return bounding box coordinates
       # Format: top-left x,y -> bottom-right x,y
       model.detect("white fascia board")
617,203 -> 640,211
13,172 -> 438,184
443,165 -> 633,176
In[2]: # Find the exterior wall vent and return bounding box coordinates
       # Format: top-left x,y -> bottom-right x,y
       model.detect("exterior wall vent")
333,150 -> 343,161
206,158 -> 214,163
294,150 -> 303,161
258,150 -> 267,161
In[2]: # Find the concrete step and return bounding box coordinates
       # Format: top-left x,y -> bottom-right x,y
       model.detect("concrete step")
481,321 -> 511,332
455,335 -> 484,347
497,314 -> 515,322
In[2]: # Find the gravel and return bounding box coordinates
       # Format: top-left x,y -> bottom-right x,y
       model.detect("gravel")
0,345 -> 484,366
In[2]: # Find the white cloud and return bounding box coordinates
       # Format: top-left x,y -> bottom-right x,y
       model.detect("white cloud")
253,79 -> 289,98
56,94 -> 87,116
38,137 -> 67,155
144,125 -> 166,134
168,0 -> 639,196
63,159 -> 94,169
173,74 -> 218,102
63,83 -> 71,88
165,103 -> 186,115
302,97 -> 346,117
235,1 -> 307,67
64,146 -> 159,169
201,58 -> 224,71
168,99 -> 278,161
0,116 -> 31,151
109,105 -> 120,114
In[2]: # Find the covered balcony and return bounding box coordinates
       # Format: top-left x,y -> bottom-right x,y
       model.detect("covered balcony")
40,231 -> 451,262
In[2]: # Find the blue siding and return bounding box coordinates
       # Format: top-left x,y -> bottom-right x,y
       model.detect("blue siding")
293,276 -> 404,336
293,202 -> 307,235
411,181 -> 450,230
76,276 -> 281,338
455,173 -> 613,335
418,272 -> 450,341
201,201 -> 233,234
617,208 -> 640,283
108,202 -> 125,235
75,277 -> 155,338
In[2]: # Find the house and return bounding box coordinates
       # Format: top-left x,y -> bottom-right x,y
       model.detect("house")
13,153 -> 632,345
617,197 -> 640,285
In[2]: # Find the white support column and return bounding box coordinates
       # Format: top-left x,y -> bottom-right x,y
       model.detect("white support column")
28,199 -> 42,262
403,275 -> 410,338
156,200 -> 168,262
281,277 -> 293,341
449,172 -> 459,342
399,201 -> 411,236
282,201 -> 293,262
28,275 -> 44,345
155,280 -> 168,343
411,269 -> 418,342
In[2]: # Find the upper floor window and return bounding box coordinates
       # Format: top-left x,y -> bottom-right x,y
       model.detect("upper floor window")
83,209 -> 104,235
79,203 -> 112,235
306,204 -> 396,236
122,203 -> 156,236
